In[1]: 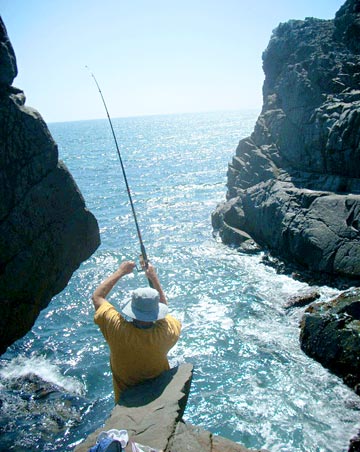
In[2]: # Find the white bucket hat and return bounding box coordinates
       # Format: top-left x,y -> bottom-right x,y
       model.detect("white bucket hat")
121,287 -> 168,322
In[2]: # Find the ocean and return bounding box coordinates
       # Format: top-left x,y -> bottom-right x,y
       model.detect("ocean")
1,111 -> 359,451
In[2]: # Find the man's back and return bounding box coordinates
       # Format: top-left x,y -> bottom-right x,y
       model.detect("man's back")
95,300 -> 181,403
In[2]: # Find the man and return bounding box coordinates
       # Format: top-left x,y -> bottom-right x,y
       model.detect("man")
92,260 -> 181,404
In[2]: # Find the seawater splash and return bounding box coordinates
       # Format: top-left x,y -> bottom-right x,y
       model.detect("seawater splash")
0,355 -> 90,451
0,355 -> 84,394
1,111 -> 359,451
170,245 -> 360,452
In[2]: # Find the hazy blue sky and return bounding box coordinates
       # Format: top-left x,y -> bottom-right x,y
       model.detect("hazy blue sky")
1,0 -> 345,123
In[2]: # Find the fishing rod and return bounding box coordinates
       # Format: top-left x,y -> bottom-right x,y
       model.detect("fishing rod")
86,67 -> 151,279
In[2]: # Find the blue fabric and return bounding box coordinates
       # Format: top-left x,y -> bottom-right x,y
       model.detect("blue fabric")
88,437 -> 123,452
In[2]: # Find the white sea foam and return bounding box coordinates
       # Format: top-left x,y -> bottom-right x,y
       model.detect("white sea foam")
0,355 -> 84,395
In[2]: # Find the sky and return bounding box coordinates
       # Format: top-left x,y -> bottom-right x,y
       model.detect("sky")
1,0 -> 345,123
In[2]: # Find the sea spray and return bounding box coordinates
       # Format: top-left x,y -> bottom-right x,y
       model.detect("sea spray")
0,355 -> 90,451
0,355 -> 85,395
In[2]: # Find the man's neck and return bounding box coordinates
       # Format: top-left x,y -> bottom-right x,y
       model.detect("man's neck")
132,319 -> 154,329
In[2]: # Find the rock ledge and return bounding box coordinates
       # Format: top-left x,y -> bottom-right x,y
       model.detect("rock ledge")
74,364 -> 268,452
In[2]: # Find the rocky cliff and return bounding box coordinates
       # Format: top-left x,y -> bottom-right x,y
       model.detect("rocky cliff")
212,0 -> 360,282
0,18 -> 100,354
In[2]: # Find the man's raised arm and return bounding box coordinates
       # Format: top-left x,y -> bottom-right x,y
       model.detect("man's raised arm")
92,261 -> 136,311
144,263 -> 168,305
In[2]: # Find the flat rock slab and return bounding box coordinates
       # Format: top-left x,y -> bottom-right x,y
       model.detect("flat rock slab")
75,363 -> 269,452
74,363 -> 193,452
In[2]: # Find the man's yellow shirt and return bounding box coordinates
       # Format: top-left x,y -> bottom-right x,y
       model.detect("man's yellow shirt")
94,301 -> 181,403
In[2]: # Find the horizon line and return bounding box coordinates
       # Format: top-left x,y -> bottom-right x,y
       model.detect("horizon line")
47,107 -> 262,125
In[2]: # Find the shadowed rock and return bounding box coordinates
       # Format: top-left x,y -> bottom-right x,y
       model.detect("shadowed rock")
212,0 -> 360,282
0,17 -> 100,354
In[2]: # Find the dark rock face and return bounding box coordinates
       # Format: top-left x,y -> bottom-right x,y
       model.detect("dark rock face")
0,17 -> 100,354
349,432 -> 360,452
0,17 -> 17,86
300,288 -> 360,393
212,0 -> 360,281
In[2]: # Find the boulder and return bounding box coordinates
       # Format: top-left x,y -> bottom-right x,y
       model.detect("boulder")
284,290 -> 321,309
0,17 -> 100,354
300,288 -> 360,392
349,431 -> 360,452
0,371 -> 88,449
212,0 -> 360,281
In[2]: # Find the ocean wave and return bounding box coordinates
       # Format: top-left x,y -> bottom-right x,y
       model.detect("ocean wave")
0,355 -> 84,395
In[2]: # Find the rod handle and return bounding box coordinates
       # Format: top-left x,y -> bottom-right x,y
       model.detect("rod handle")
139,254 -> 154,288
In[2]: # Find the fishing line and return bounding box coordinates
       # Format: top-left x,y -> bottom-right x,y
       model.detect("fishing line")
86,66 -> 151,272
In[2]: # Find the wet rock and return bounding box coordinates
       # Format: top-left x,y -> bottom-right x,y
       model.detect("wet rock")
284,290 -> 321,309
349,431 -> 360,452
0,17 -> 100,354
0,371 -> 89,449
7,372 -> 71,401
300,287 -> 360,391
213,0 -> 360,282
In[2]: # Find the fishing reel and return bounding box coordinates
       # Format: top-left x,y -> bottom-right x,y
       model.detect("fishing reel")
135,254 -> 148,272
135,255 -> 154,288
